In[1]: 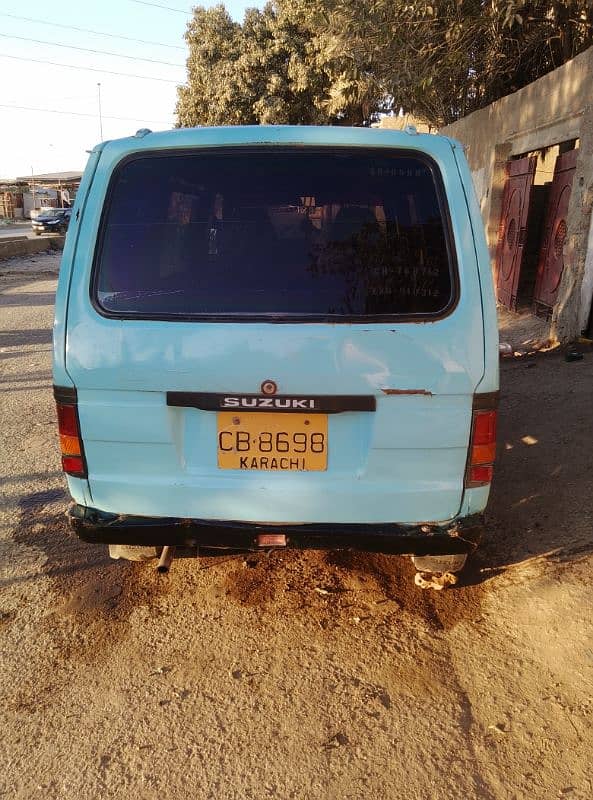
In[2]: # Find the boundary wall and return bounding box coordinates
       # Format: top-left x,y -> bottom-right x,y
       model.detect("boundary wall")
442,48 -> 593,340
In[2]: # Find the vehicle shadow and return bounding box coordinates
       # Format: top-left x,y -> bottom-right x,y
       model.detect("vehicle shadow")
469,351 -> 593,582
3,488 -> 108,590
6,488 -> 168,632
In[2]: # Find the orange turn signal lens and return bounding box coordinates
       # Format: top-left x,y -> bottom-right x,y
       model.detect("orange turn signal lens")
59,433 -> 81,456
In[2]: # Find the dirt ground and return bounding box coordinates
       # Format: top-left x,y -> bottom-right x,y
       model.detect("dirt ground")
498,305 -> 552,352
1,255 -> 592,799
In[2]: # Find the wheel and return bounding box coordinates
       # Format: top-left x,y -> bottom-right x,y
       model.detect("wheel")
34,231 -> 41,236
108,544 -> 159,561
411,553 -> 467,574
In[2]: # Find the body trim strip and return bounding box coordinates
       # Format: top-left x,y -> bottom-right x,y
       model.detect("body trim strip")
166,391 -> 376,413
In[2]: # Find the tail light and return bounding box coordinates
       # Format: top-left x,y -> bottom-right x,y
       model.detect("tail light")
54,387 -> 87,478
465,393 -> 498,488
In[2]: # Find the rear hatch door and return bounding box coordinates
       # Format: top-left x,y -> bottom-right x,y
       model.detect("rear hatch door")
65,133 -> 484,524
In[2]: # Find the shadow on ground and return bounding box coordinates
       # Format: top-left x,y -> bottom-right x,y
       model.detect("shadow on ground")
481,351 -> 593,573
9,489 -> 170,660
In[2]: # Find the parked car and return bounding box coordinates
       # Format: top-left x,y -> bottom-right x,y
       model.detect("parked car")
32,208 -> 71,235
53,125 -> 498,580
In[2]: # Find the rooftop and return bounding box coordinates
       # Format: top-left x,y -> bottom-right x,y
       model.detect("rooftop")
14,171 -> 83,184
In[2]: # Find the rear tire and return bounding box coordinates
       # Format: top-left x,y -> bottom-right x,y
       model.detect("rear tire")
411,553 -> 467,574
108,544 -> 159,561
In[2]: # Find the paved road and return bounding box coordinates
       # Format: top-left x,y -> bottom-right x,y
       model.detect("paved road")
1,258 -> 592,799
0,222 -> 66,239
0,223 -> 36,239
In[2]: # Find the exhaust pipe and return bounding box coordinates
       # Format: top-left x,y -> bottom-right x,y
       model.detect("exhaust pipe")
157,545 -> 176,574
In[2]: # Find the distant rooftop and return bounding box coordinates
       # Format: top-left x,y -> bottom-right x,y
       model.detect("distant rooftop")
15,171 -> 83,184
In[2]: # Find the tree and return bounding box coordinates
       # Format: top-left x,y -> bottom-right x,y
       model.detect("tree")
176,3 -> 334,126
176,1 -> 593,129
175,1 -> 389,127
318,0 -> 593,124
176,5 -> 249,127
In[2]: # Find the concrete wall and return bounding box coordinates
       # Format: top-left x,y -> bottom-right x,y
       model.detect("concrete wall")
442,46 -> 593,341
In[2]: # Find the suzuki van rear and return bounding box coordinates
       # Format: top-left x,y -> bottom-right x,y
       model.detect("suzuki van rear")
53,125 -> 498,578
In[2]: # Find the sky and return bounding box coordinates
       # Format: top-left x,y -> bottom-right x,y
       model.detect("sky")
0,0 -> 258,180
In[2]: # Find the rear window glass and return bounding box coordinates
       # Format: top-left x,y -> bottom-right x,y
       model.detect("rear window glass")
94,150 -> 455,320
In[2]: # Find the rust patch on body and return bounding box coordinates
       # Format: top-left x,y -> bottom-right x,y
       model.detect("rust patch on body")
381,388 -> 433,396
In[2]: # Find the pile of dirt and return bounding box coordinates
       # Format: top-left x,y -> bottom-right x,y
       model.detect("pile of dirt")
220,546 -> 486,632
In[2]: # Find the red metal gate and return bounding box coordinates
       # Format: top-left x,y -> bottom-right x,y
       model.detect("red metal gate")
495,157 -> 537,309
533,149 -> 578,311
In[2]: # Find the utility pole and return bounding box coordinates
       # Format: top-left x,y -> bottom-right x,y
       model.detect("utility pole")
97,82 -> 103,140
31,166 -> 35,215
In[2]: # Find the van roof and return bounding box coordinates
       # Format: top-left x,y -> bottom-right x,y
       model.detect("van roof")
92,125 -> 460,158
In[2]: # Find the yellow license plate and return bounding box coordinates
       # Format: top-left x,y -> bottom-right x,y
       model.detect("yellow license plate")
217,412 -> 328,471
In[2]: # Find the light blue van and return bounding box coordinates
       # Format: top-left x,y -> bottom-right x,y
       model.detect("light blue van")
53,125 -> 498,578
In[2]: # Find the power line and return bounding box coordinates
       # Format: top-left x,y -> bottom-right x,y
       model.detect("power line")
0,102 -> 173,125
0,32 -> 184,67
0,12 -> 186,50
130,0 -> 191,14
0,53 -> 181,83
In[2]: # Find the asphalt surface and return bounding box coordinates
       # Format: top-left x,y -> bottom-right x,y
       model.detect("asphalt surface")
1,255 -> 592,799
0,222 -> 36,239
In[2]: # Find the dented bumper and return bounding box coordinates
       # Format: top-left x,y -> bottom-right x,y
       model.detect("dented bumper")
68,505 -> 484,556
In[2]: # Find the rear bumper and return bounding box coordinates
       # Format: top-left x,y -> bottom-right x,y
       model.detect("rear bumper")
68,505 -> 483,556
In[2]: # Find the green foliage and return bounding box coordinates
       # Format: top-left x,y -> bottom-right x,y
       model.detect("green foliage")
176,1 -> 390,127
177,2 -> 348,127
320,0 -> 593,124
176,1 -> 593,128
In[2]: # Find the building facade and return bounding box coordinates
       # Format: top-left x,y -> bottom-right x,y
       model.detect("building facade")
441,47 -> 593,342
